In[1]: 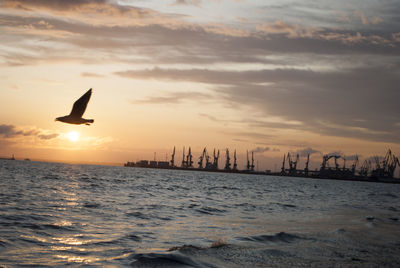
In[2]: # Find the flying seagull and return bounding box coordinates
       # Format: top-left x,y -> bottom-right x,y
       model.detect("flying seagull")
55,88 -> 94,125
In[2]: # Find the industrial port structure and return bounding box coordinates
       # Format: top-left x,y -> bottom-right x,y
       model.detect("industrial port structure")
125,147 -> 400,183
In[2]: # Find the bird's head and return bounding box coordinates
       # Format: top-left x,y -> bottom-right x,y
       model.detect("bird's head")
55,116 -> 66,122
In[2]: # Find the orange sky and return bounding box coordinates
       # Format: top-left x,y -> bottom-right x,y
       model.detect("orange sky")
1,0 -> 399,171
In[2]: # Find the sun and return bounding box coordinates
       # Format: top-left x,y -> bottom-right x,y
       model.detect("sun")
67,131 -> 80,142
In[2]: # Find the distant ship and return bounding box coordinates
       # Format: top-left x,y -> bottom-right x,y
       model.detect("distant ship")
0,154 -> 15,160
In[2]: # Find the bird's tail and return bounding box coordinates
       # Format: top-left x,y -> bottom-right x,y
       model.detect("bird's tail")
87,119 -> 94,123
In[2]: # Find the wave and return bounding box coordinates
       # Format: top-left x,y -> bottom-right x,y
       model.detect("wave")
125,211 -> 151,220
131,252 -> 219,268
168,239 -> 228,254
83,202 -> 101,209
274,202 -> 297,209
41,175 -> 61,180
195,206 -> 227,215
0,239 -> 10,248
208,186 -> 240,191
382,193 -> 398,198
236,232 -> 303,243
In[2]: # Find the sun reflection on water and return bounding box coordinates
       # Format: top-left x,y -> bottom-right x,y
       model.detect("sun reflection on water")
53,235 -> 91,246
56,255 -> 100,264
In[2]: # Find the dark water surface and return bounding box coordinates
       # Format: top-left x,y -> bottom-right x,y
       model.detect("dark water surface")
1,160 -> 399,267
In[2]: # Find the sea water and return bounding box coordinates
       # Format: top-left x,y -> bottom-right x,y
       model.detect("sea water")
0,160 -> 399,267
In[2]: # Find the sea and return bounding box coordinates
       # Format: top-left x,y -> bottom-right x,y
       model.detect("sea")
0,160 -> 399,267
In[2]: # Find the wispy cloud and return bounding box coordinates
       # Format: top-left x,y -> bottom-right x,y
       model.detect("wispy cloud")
293,147 -> 321,157
133,91 -> 213,104
0,124 -> 59,140
252,146 -> 271,154
81,72 -> 105,78
0,0 -> 155,23
172,0 -> 201,6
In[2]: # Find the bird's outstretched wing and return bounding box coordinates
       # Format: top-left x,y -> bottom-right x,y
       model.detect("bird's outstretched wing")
69,88 -> 92,118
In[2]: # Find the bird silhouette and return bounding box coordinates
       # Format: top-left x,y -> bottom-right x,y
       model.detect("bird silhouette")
55,88 -> 94,125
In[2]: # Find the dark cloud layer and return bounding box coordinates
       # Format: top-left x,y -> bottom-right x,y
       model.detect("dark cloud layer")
115,66 -> 400,143
1,11 -> 399,68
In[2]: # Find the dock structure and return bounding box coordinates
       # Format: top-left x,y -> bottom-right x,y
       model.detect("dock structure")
124,147 -> 400,183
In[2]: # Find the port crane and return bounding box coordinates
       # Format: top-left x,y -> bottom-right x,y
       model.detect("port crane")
204,148 -> 219,170
281,154 -> 286,175
251,151 -> 255,171
170,146 -> 175,167
246,151 -> 250,170
181,146 -> 193,168
233,150 -> 238,171
245,151 -> 255,171
359,159 -> 371,177
371,149 -> 399,178
225,148 -> 231,170
181,146 -> 187,167
211,149 -> 220,169
349,155 -> 358,175
321,154 -> 341,170
187,147 -> 193,167
287,153 -> 299,175
198,147 -> 211,169
304,153 -> 310,176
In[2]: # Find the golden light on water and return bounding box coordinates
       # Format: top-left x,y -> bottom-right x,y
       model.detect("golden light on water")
67,131 -> 80,142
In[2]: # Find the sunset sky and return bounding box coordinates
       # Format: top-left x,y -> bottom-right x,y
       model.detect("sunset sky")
1,0 -> 399,170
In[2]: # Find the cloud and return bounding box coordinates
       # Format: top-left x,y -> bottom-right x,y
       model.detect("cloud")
0,124 -> 37,138
133,91 -> 213,104
0,0 -> 153,19
371,16 -> 383,25
392,32 -> 400,42
294,147 -> 321,157
223,131 -> 275,141
256,20 -> 317,38
0,124 -> 114,152
1,0 -> 400,151
38,133 -> 59,140
0,124 -> 59,140
333,11 -> 351,23
173,0 -> 201,6
252,146 -> 270,153
0,9 -> 398,71
81,72 -> 105,78
353,11 -> 383,26
115,66 -> 400,143
354,10 -> 369,25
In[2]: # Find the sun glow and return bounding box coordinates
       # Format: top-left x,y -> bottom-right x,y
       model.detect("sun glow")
67,131 -> 80,142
